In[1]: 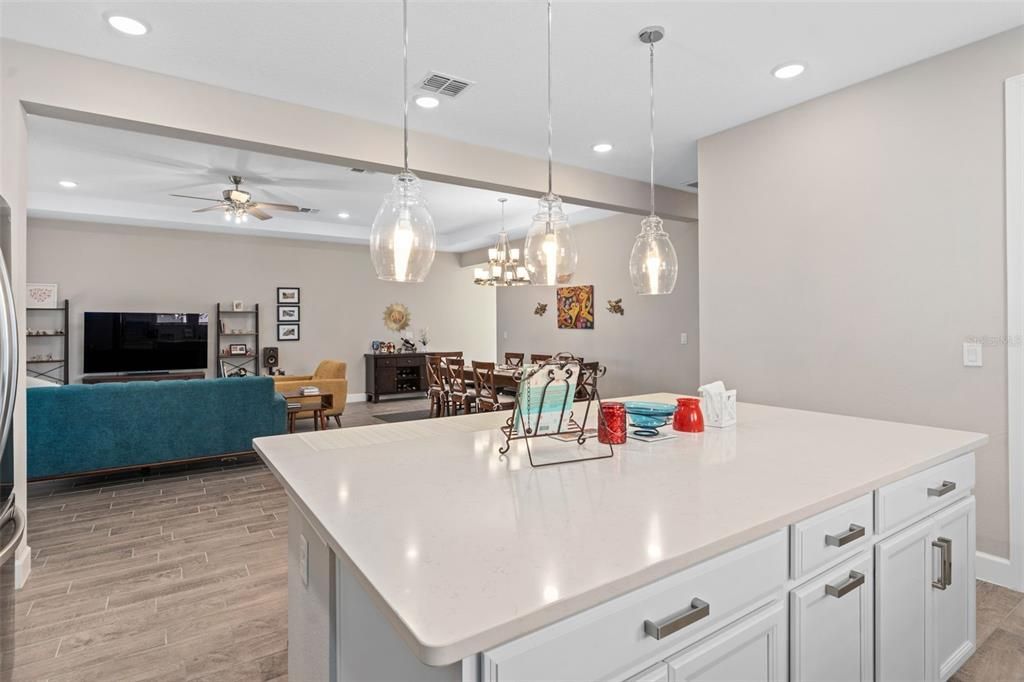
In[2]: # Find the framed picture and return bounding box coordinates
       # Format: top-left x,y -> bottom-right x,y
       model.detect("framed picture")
27,283 -> 58,309
277,305 -> 300,322
556,285 -> 595,329
228,343 -> 248,356
277,287 -> 300,304
278,323 -> 300,341
231,300 -> 245,312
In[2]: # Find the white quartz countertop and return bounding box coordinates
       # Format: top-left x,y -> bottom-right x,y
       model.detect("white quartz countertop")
254,393 -> 987,666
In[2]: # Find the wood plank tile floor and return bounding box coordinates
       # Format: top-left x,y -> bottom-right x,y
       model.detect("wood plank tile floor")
8,395 -> 1024,681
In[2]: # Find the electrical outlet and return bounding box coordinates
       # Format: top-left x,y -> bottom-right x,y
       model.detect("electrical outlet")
299,534 -> 309,588
680,333 -> 688,346
963,342 -> 983,368
502,330 -> 508,340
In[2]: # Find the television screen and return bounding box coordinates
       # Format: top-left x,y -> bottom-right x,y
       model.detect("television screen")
83,312 -> 209,374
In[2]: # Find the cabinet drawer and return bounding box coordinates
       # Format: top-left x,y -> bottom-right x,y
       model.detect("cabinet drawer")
376,357 -> 396,368
791,493 -> 873,579
790,552 -> 873,682
482,530 -> 787,682
395,356 -> 421,367
876,453 -> 974,534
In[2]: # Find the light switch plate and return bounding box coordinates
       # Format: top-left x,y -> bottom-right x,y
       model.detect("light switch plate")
680,333 -> 688,345
298,533 -> 309,587
963,342 -> 983,368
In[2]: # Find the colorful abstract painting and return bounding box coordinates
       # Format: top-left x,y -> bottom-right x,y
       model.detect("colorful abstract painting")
556,285 -> 595,329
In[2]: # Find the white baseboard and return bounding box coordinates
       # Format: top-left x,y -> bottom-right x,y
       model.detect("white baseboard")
15,543 -> 31,589
977,551 -> 1021,591
347,393 -> 368,403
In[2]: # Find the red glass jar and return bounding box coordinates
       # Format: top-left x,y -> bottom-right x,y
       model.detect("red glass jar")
599,402 -> 627,445
673,397 -> 704,433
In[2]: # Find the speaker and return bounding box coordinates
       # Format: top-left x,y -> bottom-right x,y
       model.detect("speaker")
263,346 -> 279,368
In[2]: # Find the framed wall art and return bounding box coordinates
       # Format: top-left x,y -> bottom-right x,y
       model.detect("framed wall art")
277,287 -> 300,304
278,323 -> 300,341
556,285 -> 595,329
277,305 -> 300,322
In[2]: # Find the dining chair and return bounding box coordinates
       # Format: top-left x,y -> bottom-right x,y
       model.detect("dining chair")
473,361 -> 515,412
530,353 -> 552,364
445,357 -> 474,415
504,352 -> 525,368
425,354 -> 449,417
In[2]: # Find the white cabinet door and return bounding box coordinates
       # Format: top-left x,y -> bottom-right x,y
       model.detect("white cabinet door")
625,662 -> 669,682
665,602 -> 786,682
875,516 -> 934,682
791,552 -> 873,682
932,497 -> 976,681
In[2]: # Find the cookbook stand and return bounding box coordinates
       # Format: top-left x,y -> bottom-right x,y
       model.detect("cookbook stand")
498,354 -> 613,468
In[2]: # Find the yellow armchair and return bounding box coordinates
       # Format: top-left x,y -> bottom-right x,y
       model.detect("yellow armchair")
273,360 -> 348,425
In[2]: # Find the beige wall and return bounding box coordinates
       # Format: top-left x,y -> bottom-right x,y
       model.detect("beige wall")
27,219 -> 497,393
496,213 -> 699,397
698,27 -> 1024,558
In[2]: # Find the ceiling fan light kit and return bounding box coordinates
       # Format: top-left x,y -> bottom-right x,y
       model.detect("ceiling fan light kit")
628,25 -> 678,296
170,175 -> 311,225
369,0 -> 438,283
523,0 -> 578,287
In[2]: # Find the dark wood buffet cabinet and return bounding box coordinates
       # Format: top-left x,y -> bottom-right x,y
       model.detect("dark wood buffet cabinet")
364,353 -> 427,403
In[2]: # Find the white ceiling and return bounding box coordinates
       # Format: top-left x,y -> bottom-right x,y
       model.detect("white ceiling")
26,115 -> 612,251
3,2 -> 1022,188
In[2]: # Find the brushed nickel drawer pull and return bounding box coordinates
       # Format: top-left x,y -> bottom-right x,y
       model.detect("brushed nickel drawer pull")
928,480 -> 956,497
932,537 -> 952,590
825,524 -> 866,547
643,598 -> 710,640
825,571 -> 865,598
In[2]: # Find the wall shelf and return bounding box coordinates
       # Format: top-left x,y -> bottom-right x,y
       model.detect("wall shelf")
216,302 -> 259,377
27,299 -> 70,385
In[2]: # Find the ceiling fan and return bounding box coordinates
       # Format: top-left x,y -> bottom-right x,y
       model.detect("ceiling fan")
170,175 -> 316,224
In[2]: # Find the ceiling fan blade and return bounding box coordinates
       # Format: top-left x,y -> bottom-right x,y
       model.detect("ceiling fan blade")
170,194 -> 222,202
192,205 -> 228,214
253,202 -> 301,212
247,207 -> 273,221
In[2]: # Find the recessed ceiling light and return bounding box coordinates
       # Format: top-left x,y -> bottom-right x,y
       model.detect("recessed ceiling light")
772,63 -> 805,80
58,180 -> 77,189
414,95 -> 440,109
107,15 -> 149,36
592,143 -> 613,153
337,212 -> 350,219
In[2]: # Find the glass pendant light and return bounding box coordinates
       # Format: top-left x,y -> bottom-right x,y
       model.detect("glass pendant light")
369,0 -> 437,283
524,0 -> 577,286
474,198 -> 531,286
629,26 -> 678,295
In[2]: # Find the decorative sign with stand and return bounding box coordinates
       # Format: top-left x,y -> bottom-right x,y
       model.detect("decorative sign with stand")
499,354 -> 613,467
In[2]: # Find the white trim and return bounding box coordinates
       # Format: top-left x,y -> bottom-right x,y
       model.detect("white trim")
347,392 -> 368,403
14,542 -> 31,589
1001,74 -> 1024,591
977,550 -> 1015,588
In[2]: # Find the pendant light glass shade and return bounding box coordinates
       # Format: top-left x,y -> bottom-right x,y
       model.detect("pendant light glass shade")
370,171 -> 436,283
629,214 -> 677,295
369,0 -> 437,282
524,193 -> 577,286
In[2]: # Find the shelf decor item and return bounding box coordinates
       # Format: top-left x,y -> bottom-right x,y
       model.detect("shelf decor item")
228,344 -> 248,356
624,401 -> 675,438
277,305 -> 300,322
369,0 -> 437,283
473,198 -> 530,286
27,283 -> 59,308
232,300 -> 245,312
498,353 -> 612,468
277,287 -> 300,304
673,397 -> 704,433
556,285 -> 594,329
629,25 -> 678,296
524,0 -> 577,286
278,323 -> 300,341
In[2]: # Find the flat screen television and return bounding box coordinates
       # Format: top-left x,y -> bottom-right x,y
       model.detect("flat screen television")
83,312 -> 209,374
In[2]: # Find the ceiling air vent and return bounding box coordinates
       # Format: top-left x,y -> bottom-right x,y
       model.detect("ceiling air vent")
419,72 -> 473,98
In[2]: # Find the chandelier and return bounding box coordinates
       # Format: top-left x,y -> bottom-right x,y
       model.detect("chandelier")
474,198 -> 530,286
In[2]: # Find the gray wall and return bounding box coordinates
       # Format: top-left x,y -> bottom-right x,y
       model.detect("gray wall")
698,27 -> 1024,558
497,212 -> 699,398
27,219 -> 497,393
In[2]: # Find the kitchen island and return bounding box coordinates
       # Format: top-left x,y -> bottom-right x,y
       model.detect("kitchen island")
254,393 -> 987,682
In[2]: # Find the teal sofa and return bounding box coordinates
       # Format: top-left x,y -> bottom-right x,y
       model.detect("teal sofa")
27,376 -> 287,479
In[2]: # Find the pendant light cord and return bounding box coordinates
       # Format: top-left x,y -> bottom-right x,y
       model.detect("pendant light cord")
649,41 -> 656,217
402,0 -> 409,172
546,0 -> 553,197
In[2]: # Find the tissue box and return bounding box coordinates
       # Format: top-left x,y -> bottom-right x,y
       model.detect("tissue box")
699,389 -> 737,428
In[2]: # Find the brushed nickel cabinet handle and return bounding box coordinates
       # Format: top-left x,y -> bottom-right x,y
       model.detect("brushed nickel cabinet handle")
928,480 -> 956,497
643,598 -> 710,640
932,537 -> 952,590
825,570 -> 865,598
825,524 -> 866,547
0,498 -> 25,566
